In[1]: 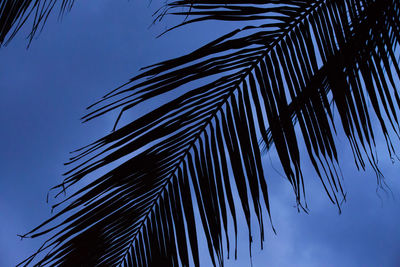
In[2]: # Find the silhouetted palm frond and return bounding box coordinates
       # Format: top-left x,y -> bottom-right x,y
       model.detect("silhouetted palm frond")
15,0 -> 400,266
0,0 -> 74,45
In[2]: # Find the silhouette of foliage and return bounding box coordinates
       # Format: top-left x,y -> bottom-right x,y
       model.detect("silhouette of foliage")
0,0 -> 74,45
2,0 -> 400,266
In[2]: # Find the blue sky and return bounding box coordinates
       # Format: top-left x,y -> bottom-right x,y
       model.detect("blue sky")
1,1 -> 400,266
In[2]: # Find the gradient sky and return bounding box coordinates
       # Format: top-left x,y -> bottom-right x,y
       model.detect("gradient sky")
1,1 -> 400,266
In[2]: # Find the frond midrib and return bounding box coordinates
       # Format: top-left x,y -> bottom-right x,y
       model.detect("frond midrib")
115,1 -> 331,265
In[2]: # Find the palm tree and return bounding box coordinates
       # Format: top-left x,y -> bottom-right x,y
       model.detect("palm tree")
2,0 -> 400,266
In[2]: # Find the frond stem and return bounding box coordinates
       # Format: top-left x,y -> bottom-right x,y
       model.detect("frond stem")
117,0 -> 326,264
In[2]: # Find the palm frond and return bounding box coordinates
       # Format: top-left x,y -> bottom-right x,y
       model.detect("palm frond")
0,0 -> 73,45
20,0 -> 400,266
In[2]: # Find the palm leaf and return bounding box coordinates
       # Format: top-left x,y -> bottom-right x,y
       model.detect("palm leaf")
18,0 -> 400,266
0,0 -> 74,45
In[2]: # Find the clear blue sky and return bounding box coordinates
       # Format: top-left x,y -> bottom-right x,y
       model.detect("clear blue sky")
1,1 -> 400,266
